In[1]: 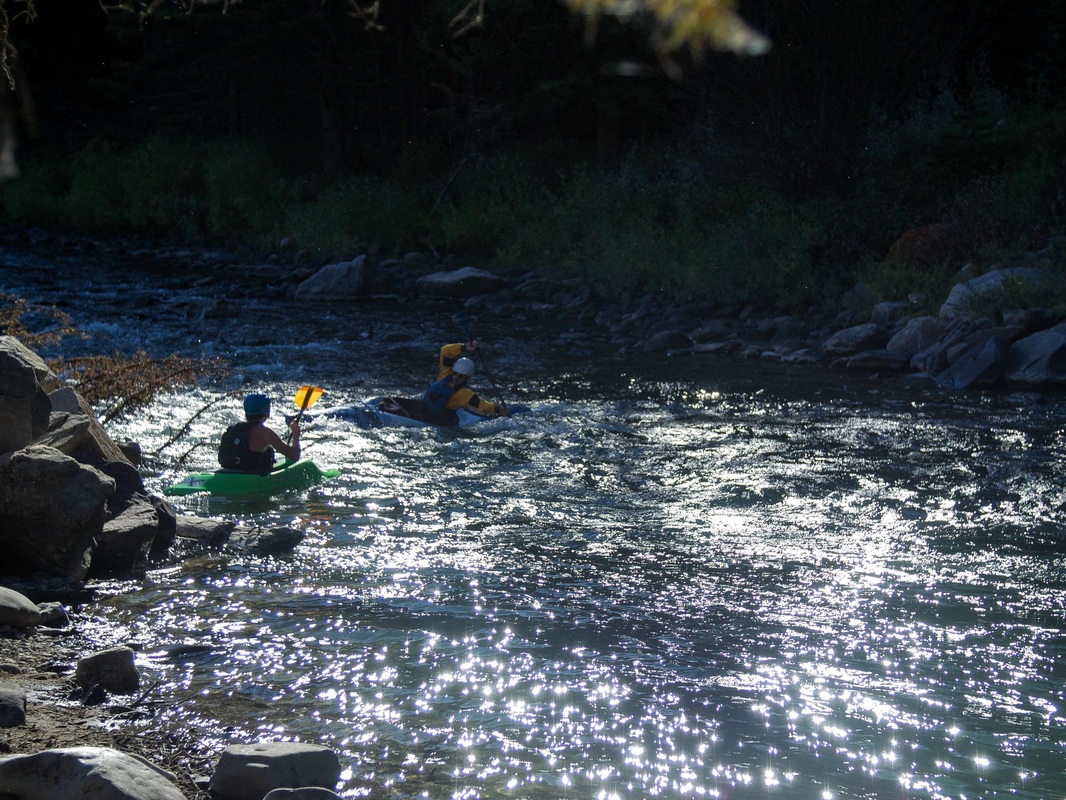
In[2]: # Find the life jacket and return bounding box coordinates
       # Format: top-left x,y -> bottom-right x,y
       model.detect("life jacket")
218,421 -> 275,473
423,376 -> 455,417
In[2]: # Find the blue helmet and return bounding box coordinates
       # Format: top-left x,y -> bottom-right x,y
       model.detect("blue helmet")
243,393 -> 271,416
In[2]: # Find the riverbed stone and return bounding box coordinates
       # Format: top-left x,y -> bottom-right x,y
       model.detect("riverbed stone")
415,266 -> 506,298
886,316 -> 944,359
227,525 -> 305,555
264,789 -> 343,800
47,386 -> 132,464
845,349 -> 910,371
294,256 -> 367,300
936,332 -> 1011,389
94,498 -> 160,572
822,323 -> 888,357
0,336 -> 55,454
209,742 -> 342,800
939,267 -> 1046,320
0,586 -> 42,628
74,646 -> 140,695
1003,321 -> 1066,387
0,445 -> 114,579
175,514 -> 236,546
0,686 -> 26,727
0,746 -> 185,800
34,411 -> 93,456
644,329 -> 693,353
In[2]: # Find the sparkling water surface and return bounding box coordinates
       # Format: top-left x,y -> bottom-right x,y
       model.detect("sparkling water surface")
4,252 -> 1065,799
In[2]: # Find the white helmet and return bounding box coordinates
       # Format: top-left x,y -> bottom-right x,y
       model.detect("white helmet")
453,357 -> 475,376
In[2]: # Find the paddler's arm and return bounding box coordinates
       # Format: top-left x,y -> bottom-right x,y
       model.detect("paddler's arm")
264,422 -> 301,462
439,341 -> 478,375
449,389 -> 505,417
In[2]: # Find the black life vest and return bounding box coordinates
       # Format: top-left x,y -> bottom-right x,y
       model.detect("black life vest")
218,421 -> 274,474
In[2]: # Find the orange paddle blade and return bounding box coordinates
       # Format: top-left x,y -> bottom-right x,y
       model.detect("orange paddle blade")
294,385 -> 323,410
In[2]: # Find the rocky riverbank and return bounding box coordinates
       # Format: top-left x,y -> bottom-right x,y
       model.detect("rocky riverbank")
0,331 -> 345,798
5,225 -> 1066,394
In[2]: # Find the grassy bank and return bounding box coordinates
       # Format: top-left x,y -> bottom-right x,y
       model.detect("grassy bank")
3,104 -> 1064,315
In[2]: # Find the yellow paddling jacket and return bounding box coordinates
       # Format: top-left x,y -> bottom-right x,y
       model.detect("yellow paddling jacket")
434,343 -> 502,415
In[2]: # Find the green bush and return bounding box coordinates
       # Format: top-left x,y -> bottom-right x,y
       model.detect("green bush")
282,179 -> 428,258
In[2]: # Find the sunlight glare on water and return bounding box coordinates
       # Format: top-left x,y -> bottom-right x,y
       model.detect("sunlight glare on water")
7,258 -> 1062,800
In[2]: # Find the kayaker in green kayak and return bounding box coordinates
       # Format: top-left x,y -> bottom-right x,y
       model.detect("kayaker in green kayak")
218,393 -> 301,474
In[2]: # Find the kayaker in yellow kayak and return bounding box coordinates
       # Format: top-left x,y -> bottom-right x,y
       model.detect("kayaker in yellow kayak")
218,393 -> 300,473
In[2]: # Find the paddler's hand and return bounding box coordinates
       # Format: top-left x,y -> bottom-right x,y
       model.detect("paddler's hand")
496,403 -> 511,417
288,419 -> 301,438
464,339 -> 479,353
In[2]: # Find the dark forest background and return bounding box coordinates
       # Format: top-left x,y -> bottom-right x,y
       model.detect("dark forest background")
2,0 -> 1066,311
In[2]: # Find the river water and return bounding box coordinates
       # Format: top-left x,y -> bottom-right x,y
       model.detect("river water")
4,249 -> 1065,799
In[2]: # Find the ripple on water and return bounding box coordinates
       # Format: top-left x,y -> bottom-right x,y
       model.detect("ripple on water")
10,259 -> 1061,800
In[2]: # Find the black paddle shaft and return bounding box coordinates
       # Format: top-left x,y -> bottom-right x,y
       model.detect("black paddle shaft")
452,302 -> 508,408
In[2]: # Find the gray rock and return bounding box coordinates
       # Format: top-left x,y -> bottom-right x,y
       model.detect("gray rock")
643,330 -> 693,353
0,746 -> 185,800
846,350 -> 910,371
886,316 -> 944,359
1004,321 -> 1066,387
34,412 -> 93,456
294,256 -> 367,301
36,601 -> 69,627
175,514 -> 236,546
822,323 -> 889,357
870,300 -> 912,327
46,386 -> 132,464
209,742 -> 342,800
936,333 -> 1010,389
415,266 -> 506,298
47,386 -> 85,414
0,446 -> 114,579
0,687 -> 26,728
689,320 -> 736,344
95,498 -> 160,572
228,525 -> 305,555
939,267 -> 1046,319
0,586 -> 42,628
264,790 -> 342,800
0,336 -> 55,453
75,646 -> 140,695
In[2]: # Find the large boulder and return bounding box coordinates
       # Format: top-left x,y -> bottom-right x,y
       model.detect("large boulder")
0,336 -> 56,454
48,386 -> 133,464
34,411 -> 94,456
294,257 -> 367,301
1003,321 -> 1066,387
935,332 -> 1011,389
0,586 -> 42,628
822,323 -> 888,358
94,498 -> 160,573
643,330 -> 693,354
75,646 -> 140,695
886,316 -> 944,359
415,266 -> 506,298
939,267 -> 1045,320
0,445 -> 114,579
209,742 -> 342,800
0,746 -> 185,800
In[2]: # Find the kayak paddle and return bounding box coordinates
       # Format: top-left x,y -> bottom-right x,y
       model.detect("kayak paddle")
451,302 -> 510,410
288,385 -> 323,443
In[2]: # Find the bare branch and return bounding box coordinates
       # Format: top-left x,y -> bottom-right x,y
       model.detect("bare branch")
450,0 -> 484,38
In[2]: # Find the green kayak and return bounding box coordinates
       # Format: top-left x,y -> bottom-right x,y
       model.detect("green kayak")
164,459 -> 340,497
